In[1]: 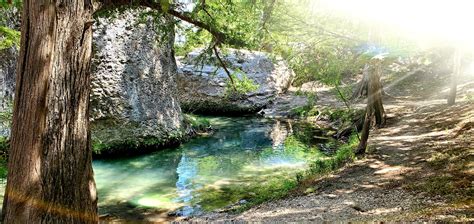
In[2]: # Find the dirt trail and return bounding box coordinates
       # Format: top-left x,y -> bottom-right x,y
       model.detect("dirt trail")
191,82 -> 474,222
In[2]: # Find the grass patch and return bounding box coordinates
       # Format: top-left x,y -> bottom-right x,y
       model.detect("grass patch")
0,136 -> 8,153
302,133 -> 357,178
183,114 -> 211,132
289,94 -> 317,117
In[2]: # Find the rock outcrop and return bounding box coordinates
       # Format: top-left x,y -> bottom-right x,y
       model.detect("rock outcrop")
0,43 -> 15,137
0,8 -> 189,156
177,49 -> 294,114
0,7 -> 20,137
90,8 -> 188,156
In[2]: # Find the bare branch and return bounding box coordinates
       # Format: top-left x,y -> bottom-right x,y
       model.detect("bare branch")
212,44 -> 237,92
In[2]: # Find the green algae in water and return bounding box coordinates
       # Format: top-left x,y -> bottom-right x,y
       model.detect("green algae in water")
93,117 -> 330,216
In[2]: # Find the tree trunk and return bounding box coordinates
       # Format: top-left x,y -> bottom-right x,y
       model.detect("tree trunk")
356,107 -> 371,154
351,65 -> 369,100
2,1 -> 98,223
369,60 -> 386,127
448,48 -> 461,106
355,60 -> 385,154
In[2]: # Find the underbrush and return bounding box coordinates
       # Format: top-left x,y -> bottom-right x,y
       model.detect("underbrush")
0,136 -> 7,153
0,156 -> 6,179
0,137 -> 7,179
290,101 -> 361,125
183,114 -> 211,132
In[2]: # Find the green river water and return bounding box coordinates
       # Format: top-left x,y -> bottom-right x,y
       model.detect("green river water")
1,116 -> 330,218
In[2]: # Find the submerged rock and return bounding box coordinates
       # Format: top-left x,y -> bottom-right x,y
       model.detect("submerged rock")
177,49 -> 294,114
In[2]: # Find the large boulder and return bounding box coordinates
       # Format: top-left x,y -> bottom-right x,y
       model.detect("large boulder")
0,43 -> 15,137
177,49 -> 294,114
90,8 -> 188,156
0,8 -> 190,156
0,7 -> 20,137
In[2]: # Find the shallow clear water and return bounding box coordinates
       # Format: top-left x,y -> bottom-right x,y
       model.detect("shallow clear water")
94,116 -> 325,216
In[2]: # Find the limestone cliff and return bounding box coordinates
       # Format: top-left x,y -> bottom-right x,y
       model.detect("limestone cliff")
177,49 -> 294,114
0,8 -> 188,156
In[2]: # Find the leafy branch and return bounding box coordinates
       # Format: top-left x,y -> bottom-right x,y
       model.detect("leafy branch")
96,0 -> 245,47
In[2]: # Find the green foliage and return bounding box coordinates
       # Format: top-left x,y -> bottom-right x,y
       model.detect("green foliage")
0,136 -> 8,153
287,44 -> 368,86
0,101 -> 13,130
184,114 -> 211,131
0,0 -> 21,9
175,0 -> 266,50
224,72 -> 259,98
175,29 -> 213,56
159,0 -> 170,11
0,136 -> 8,180
0,156 -> 6,180
304,132 -> 357,175
0,26 -> 20,50
289,93 -> 318,117
197,176 -> 298,212
323,107 -> 359,123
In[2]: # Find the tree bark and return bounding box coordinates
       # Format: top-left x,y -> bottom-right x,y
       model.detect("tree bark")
355,60 -> 385,154
351,65 -> 369,100
2,1 -> 98,223
448,48 -> 461,106
370,60 -> 386,127
356,107 -> 371,154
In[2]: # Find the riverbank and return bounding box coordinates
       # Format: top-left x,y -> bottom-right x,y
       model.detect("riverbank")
190,85 -> 474,222
94,116 -> 347,222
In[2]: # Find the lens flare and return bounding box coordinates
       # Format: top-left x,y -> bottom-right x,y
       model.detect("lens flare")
315,0 -> 474,51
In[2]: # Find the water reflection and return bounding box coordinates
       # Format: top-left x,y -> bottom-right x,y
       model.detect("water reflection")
270,119 -> 293,148
94,117 -> 326,217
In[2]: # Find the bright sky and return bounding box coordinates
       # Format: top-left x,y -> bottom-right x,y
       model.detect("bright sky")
315,0 -> 474,50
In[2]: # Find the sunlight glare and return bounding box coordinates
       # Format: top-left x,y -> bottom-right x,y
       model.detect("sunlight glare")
316,0 -> 474,50
467,62 -> 474,77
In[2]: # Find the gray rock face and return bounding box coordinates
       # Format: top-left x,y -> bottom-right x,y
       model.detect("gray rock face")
0,47 -> 16,112
0,44 -> 16,137
177,49 -> 294,114
0,8 -> 187,153
0,7 -> 20,137
91,8 -> 186,152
